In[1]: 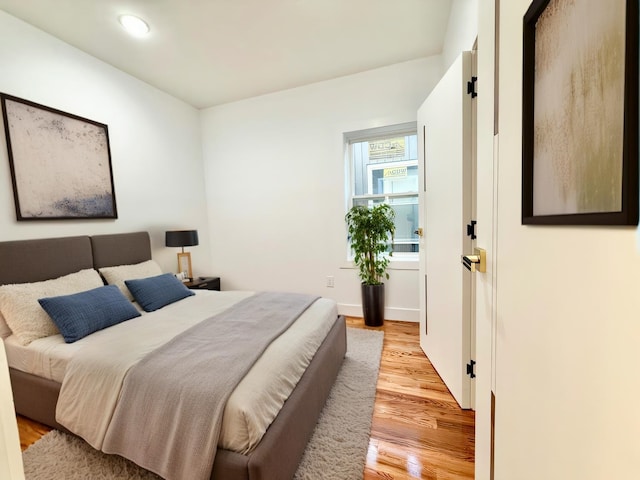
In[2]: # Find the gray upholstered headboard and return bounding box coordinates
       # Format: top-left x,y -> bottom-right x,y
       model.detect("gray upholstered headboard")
0,232 -> 151,286
90,232 -> 151,269
0,236 -> 93,285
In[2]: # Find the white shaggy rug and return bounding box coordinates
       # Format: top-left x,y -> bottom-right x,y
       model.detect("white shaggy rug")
23,327 -> 384,480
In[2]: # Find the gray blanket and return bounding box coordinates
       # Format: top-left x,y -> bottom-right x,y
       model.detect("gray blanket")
101,291 -> 319,480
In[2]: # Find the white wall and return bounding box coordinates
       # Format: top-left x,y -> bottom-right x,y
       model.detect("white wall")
492,1 -> 640,479
442,0 -> 479,72
200,57 -> 443,319
0,11 -> 211,275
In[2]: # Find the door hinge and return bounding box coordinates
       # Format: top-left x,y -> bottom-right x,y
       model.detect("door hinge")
467,76 -> 478,98
466,220 -> 477,239
466,360 -> 476,378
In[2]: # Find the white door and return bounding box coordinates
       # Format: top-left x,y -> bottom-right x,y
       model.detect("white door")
418,51 -> 474,409
0,341 -> 25,480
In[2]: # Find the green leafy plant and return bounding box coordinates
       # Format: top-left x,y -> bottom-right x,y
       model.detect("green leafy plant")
345,203 -> 395,285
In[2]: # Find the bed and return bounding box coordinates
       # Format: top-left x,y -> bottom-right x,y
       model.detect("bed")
0,231 -> 346,480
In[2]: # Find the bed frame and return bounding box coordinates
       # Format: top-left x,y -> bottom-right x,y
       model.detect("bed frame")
0,232 -> 346,480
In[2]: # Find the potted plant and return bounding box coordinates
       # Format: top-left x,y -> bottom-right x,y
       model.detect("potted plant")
345,203 -> 395,326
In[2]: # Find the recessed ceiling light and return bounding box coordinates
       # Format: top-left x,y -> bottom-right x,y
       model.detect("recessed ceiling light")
118,14 -> 150,38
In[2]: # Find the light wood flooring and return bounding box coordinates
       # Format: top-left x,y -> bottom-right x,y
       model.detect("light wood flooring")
17,318 -> 475,479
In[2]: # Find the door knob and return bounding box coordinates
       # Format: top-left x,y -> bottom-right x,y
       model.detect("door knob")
461,247 -> 486,273
414,227 -> 423,237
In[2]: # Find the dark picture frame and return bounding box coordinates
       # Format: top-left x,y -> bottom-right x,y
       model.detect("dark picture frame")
522,0 -> 638,225
1,93 -> 117,220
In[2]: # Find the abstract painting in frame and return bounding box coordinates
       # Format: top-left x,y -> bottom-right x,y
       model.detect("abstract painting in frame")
0,93 -> 117,220
522,0 -> 638,225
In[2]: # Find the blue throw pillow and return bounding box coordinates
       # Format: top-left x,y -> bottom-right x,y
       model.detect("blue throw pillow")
38,285 -> 141,343
125,273 -> 194,312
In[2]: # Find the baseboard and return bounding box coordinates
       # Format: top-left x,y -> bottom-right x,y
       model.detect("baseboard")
337,304 -> 419,322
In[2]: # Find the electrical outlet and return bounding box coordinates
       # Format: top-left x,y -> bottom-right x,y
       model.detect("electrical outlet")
326,275 -> 335,288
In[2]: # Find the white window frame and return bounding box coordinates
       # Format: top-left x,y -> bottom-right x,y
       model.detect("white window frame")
344,122 -> 419,265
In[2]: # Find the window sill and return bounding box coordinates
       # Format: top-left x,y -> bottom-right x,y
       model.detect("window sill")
340,260 -> 418,271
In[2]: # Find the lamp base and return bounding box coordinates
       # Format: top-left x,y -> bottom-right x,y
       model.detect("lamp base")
177,252 -> 193,280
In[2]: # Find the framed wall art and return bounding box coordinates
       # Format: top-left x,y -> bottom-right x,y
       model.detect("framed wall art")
522,0 -> 638,225
0,93 -> 117,220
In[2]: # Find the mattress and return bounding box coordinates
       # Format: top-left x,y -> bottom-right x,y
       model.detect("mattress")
4,290 -> 338,453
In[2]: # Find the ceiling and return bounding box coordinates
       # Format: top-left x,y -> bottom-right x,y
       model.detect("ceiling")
0,0 -> 453,109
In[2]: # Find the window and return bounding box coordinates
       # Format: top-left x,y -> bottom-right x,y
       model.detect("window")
345,123 -> 419,259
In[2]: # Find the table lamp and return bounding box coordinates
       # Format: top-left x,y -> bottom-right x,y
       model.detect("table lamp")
165,230 -> 198,281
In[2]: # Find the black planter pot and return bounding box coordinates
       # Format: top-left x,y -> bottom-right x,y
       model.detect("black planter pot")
361,283 -> 385,327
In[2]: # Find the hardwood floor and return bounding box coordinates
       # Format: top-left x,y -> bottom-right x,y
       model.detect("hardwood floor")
346,318 -> 475,480
17,318 -> 475,479
16,415 -> 49,452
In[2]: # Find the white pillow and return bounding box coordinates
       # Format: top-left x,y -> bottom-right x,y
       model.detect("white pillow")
99,260 -> 162,301
0,269 -> 104,346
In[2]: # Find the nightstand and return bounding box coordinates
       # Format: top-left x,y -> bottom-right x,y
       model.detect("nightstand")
185,276 -> 220,291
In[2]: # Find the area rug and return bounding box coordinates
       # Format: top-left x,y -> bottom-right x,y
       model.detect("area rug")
22,327 -> 384,480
